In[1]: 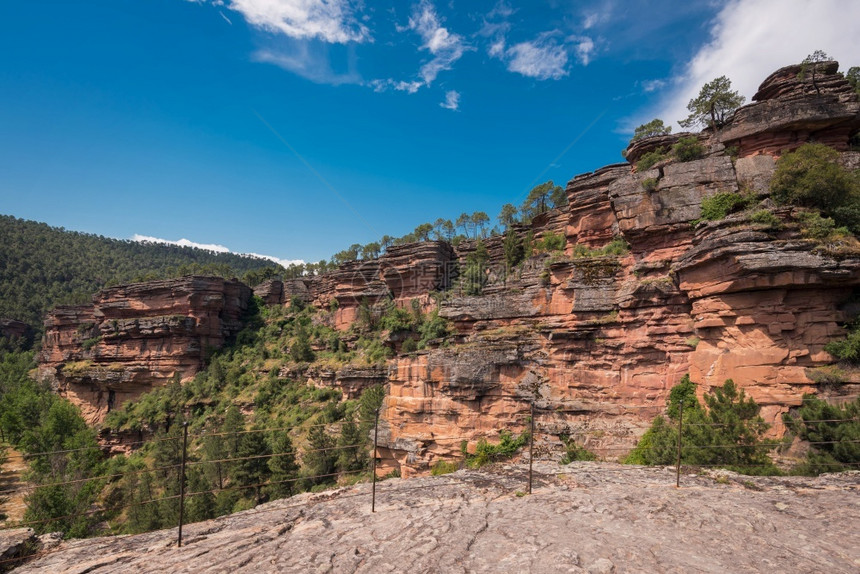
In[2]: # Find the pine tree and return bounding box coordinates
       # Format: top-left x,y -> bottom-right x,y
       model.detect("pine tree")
268,431 -> 299,498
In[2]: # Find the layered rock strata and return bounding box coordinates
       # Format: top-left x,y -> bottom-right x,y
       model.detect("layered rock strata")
38,277 -> 251,424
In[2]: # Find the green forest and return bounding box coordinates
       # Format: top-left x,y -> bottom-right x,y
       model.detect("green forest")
0,215 -> 284,330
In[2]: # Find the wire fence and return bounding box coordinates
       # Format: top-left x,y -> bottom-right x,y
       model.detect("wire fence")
0,396 -> 858,569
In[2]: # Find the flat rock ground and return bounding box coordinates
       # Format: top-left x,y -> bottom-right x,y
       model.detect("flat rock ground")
9,462 -> 860,573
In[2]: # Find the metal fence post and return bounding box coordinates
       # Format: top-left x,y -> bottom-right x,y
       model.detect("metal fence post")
371,407 -> 379,513
676,399 -> 683,488
178,421 -> 189,547
528,401 -> 535,494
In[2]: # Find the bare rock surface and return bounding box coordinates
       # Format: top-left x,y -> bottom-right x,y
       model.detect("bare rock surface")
13,463 -> 860,573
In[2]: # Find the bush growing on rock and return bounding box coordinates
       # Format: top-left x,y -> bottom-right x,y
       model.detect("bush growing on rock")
699,191 -> 755,221
625,376 -> 779,474
631,118 -> 671,142
672,136 -> 705,161
771,143 -> 860,233
783,395 -> 860,475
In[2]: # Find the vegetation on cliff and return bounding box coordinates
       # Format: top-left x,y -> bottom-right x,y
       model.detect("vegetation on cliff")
0,215 -> 283,329
625,376 -> 780,475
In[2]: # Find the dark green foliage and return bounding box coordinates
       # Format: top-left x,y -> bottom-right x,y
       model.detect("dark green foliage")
672,136 -> 705,161
462,430 -> 529,468
783,395 -> 860,474
290,323 -> 315,363
699,191 -> 755,221
268,431 -> 299,498
503,229 -> 524,269
232,427 -> 272,501
770,143 -> 860,232
462,241 -> 489,296
748,209 -> 782,228
625,377 -> 779,474
559,436 -> 598,464
678,76 -> 745,130
498,203 -> 519,230
520,181 -> 565,223
631,118 -> 671,142
846,66 -> 860,95
0,350 -> 106,537
824,320 -> 860,363
641,178 -> 658,191
301,426 -> 337,487
635,148 -> 669,171
570,237 -> 630,259
184,467 -> 216,524
0,215 -> 279,330
534,232 -> 565,252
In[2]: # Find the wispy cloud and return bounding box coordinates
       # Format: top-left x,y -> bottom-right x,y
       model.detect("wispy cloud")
647,0 -> 860,130
440,90 -> 460,110
641,79 -> 666,93
253,40 -> 361,85
504,33 -> 569,80
220,0 -> 370,44
132,234 -> 304,267
371,0 -> 469,94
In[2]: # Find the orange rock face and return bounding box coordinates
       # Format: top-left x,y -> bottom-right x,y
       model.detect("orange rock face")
38,276 -> 251,425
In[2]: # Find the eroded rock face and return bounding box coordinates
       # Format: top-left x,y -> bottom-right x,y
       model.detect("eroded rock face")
720,61 -> 860,157
13,464 -> 860,574
38,277 -> 252,424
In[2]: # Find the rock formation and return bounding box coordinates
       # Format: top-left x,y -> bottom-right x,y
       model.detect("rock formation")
36,62 -> 860,473
38,277 -> 251,424
10,463 -> 860,573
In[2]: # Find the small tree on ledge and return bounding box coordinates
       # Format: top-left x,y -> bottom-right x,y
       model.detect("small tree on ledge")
631,118 -> 671,142
678,76 -> 745,131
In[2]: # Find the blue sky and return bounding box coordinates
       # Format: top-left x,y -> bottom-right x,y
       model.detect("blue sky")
1,0 -> 858,265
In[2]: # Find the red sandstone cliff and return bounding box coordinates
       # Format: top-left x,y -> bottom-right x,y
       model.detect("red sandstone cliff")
38,276 -> 251,424
36,62 -> 860,474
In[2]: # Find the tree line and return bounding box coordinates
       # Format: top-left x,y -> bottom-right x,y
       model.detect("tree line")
0,215 -> 284,330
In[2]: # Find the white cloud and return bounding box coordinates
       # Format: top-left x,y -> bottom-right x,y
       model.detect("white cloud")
573,36 -> 595,65
407,0 -> 468,86
641,79 -> 666,93
650,0 -> 860,130
505,33 -> 569,80
370,0 -> 468,95
440,90 -> 460,110
132,235 -> 304,268
582,2 -> 612,30
197,0 -> 369,43
253,44 -> 361,85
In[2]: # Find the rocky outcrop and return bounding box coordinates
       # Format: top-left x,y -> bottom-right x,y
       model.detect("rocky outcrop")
720,61 -> 860,157
38,277 -> 252,424
12,463 -> 860,574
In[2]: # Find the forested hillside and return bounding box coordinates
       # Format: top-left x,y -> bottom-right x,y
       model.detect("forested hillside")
0,215 -> 283,329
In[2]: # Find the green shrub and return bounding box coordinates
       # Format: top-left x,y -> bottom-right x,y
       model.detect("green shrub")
462,430 -> 529,468
796,211 -> 851,241
81,336 -> 102,351
672,136 -> 705,162
636,148 -> 669,171
771,143 -> 860,233
699,191 -> 755,221
783,395 -> 860,475
748,209 -> 781,228
641,178 -> 658,191
560,437 -> 598,463
430,460 -> 459,475
824,321 -> 860,363
625,376 -> 779,474
535,232 -> 565,252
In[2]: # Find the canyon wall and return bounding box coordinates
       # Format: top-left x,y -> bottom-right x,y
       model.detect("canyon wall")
37,62 -> 860,474
38,277 -> 251,425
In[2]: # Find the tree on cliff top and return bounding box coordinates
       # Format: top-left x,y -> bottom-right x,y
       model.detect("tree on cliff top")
631,118 -> 671,142
678,76 -> 745,130
520,181 -> 566,223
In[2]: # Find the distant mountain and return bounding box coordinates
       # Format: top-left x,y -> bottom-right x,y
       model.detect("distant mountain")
0,214 -> 282,330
